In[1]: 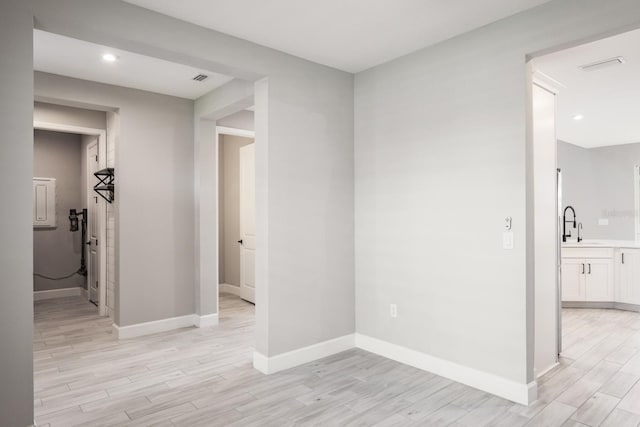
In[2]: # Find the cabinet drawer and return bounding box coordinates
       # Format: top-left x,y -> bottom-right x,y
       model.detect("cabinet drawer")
562,247 -> 613,259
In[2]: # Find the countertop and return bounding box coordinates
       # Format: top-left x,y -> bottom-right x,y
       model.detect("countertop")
562,239 -> 640,249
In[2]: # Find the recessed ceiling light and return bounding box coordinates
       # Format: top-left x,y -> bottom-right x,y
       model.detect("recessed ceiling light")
102,53 -> 117,62
573,114 -> 584,121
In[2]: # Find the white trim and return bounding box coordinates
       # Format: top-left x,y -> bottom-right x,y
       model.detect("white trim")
85,137 -> 108,318
253,352 -> 269,373
193,313 -> 219,328
113,313 -> 219,339
634,165 -> 640,241
34,121 -> 104,137
355,333 -> 538,405
536,362 -> 559,379
219,283 -> 241,296
81,288 -> 88,299
249,331 -> 538,405
532,70 -> 565,95
113,315 -> 195,339
253,334 -> 355,374
33,287 -> 83,301
216,126 -> 255,139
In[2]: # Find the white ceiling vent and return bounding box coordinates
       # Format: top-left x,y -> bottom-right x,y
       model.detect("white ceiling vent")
192,73 -> 209,82
579,56 -> 625,72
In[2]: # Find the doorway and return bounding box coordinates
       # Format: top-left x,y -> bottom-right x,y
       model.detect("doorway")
33,119 -> 108,316
217,112 -> 256,312
531,28 -> 640,387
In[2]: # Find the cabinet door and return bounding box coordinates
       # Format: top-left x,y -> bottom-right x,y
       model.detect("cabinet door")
621,249 -> 640,305
618,250 -> 633,304
561,258 -> 584,301
585,259 -> 613,302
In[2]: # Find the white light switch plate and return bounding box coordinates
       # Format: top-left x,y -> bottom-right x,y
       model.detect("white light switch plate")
503,231 -> 514,250
389,304 -> 397,318
598,218 -> 609,226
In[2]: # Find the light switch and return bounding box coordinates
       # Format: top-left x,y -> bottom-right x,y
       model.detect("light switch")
598,218 -> 609,226
505,216 -> 512,230
503,231 -> 514,250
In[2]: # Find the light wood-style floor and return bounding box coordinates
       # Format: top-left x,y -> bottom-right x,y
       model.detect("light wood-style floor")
34,295 -> 640,426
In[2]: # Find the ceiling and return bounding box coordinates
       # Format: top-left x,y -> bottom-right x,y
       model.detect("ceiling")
123,0 -> 552,73
534,28 -> 640,148
34,30 -> 235,100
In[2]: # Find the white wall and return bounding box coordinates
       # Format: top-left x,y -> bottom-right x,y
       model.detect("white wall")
0,2 -> 34,425
354,0 -> 640,399
34,71 -> 195,327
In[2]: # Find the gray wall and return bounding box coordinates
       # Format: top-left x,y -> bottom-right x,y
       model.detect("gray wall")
0,1 -> 34,426
218,110 -> 254,131
34,101 -> 106,129
34,71 -> 195,327
354,0 -> 640,388
559,140 -> 640,240
33,130 -> 85,291
218,134 -> 254,288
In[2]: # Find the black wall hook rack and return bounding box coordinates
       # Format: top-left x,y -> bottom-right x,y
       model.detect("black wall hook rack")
94,168 -> 114,203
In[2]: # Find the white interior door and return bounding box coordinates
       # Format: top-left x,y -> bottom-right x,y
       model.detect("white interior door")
87,141 -> 100,306
239,144 -> 256,304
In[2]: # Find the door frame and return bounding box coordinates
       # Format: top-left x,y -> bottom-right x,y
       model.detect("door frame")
530,69 -> 564,379
34,121 -> 108,316
634,165 -> 640,241
238,143 -> 256,303
216,125 -> 256,308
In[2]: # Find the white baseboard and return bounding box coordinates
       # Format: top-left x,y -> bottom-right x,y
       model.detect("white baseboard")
33,287 -> 82,301
80,288 -> 88,299
113,313 -> 219,339
253,334 -> 355,375
219,283 -> 240,296
355,333 -> 537,405
193,313 -> 219,328
536,361 -> 559,379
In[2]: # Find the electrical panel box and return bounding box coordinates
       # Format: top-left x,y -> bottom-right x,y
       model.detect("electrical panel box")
33,177 -> 56,228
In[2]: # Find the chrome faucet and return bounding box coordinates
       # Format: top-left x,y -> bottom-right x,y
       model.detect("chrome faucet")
563,206 -> 577,242
577,222 -> 583,243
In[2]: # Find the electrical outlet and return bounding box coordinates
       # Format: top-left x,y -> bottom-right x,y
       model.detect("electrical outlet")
390,304 -> 397,318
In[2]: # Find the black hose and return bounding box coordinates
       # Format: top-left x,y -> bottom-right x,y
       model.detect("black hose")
33,270 -> 81,281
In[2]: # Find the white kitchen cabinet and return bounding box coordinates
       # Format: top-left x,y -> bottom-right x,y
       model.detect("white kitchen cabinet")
616,249 -> 640,305
561,248 -> 614,302
561,258 -> 584,301
584,259 -> 613,301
